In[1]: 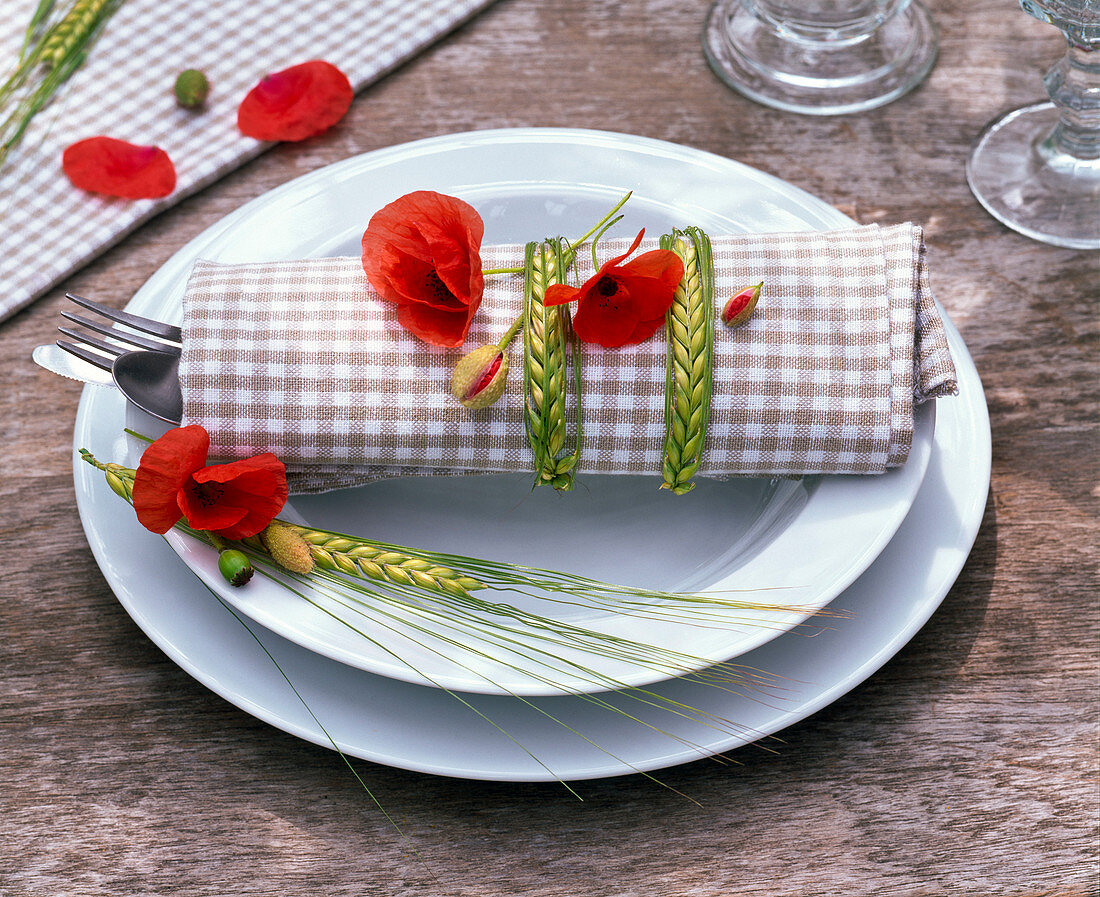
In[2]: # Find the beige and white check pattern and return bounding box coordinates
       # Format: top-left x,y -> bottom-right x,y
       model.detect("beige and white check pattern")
0,0 -> 495,322
180,224 -> 957,494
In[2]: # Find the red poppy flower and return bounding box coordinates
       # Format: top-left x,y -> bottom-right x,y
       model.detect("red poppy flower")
361,191 -> 485,347
544,230 -> 684,348
237,60 -> 353,141
132,425 -> 288,540
62,137 -> 176,199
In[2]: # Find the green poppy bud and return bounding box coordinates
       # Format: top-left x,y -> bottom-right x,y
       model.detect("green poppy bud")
218,549 -> 254,587
174,70 -> 210,108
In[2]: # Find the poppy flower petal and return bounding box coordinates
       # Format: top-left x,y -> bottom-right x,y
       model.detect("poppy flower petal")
571,290 -> 640,348
544,284 -> 581,307
614,273 -> 683,321
188,454 -> 288,538
237,60 -> 353,142
132,426 -> 210,533
177,484 -> 250,533
361,191 -> 485,346
396,301 -> 475,348
620,249 -> 684,286
625,314 -> 668,345
598,229 -> 647,272
63,137 -> 176,199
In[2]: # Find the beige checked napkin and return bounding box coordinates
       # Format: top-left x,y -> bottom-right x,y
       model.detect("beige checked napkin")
0,0 -> 495,322
180,223 -> 957,494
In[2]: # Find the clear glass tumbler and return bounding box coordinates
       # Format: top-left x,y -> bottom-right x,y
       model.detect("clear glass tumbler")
703,0 -> 939,115
966,1 -> 1100,249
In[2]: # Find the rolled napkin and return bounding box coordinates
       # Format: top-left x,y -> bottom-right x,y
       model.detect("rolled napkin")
180,223 -> 957,494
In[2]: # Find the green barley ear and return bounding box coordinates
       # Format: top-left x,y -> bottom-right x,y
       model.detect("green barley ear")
522,238 -> 583,492
297,529 -> 485,599
659,228 -> 715,495
38,0 -> 116,68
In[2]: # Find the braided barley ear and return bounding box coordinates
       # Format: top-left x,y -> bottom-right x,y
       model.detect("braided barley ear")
659,228 -> 715,495
522,238 -> 583,491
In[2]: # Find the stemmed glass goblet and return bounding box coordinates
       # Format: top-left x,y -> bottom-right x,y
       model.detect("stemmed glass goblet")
967,1 -> 1100,249
703,0 -> 939,115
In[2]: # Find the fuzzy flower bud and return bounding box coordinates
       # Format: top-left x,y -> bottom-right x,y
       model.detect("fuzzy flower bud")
721,281 -> 763,328
174,69 -> 210,108
260,522 -> 315,575
451,344 -> 508,410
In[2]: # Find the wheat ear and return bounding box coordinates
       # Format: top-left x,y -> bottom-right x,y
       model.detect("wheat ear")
659,228 -> 715,495
295,527 -> 485,599
523,238 -> 582,491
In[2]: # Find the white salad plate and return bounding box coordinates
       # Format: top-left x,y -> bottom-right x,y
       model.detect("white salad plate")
81,129 -> 932,697
72,130 -> 990,781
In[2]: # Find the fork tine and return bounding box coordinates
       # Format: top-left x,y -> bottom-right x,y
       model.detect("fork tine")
57,326 -> 126,357
60,310 -> 182,355
66,293 -> 183,343
56,339 -> 114,372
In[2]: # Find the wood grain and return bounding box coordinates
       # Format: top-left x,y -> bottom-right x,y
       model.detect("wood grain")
1,1 -> 1097,894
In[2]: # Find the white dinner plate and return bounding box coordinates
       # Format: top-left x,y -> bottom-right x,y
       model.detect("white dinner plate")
72,284 -> 987,783
98,129 -> 932,696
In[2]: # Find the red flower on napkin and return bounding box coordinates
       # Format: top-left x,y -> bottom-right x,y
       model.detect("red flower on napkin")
62,137 -> 176,199
544,229 -> 684,348
237,60 -> 353,141
361,191 -> 485,347
132,425 -> 288,539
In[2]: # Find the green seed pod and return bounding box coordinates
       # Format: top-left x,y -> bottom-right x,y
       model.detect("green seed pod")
451,345 -> 508,410
174,69 -> 210,108
218,549 -> 254,587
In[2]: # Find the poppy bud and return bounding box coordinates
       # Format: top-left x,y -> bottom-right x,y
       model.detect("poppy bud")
451,345 -> 508,410
174,69 -> 210,108
721,282 -> 763,328
218,549 -> 254,587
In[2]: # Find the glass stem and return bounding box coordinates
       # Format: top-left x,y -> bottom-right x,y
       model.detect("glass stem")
1043,39 -> 1100,161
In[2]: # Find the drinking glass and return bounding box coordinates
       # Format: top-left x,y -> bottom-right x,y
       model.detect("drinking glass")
966,1 -> 1100,249
703,0 -> 939,115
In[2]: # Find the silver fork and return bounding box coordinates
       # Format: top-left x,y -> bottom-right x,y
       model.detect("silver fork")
54,293 -> 184,424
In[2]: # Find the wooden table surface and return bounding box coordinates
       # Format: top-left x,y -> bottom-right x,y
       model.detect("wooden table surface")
2,1 -> 1097,894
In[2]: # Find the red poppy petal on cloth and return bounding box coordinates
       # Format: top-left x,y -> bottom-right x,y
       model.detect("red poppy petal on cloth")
237,60 -> 353,141
543,283 -> 580,307
132,426 -> 210,533
396,301 -> 475,348
62,137 -> 176,199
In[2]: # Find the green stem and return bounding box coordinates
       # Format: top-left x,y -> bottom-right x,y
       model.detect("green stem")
496,312 -> 525,351
488,191 -> 633,351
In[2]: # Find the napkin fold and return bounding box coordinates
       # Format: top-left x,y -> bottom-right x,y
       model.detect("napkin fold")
180,224 -> 957,494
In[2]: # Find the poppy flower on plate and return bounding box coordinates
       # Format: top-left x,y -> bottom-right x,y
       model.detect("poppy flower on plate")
62,137 -> 176,199
237,60 -> 353,141
544,229 -> 684,348
361,190 -> 485,347
132,425 -> 288,540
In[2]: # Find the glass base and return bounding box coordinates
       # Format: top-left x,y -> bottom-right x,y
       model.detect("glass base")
703,0 -> 939,116
967,101 -> 1100,250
